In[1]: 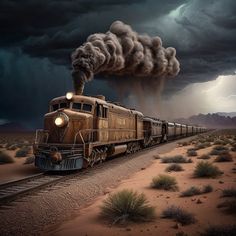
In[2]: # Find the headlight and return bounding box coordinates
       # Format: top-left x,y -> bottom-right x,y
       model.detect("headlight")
66,92 -> 73,100
54,113 -> 69,127
55,117 -> 64,127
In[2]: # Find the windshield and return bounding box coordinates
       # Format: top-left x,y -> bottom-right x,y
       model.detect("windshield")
72,102 -> 93,113
51,102 -> 70,111
50,101 -> 93,113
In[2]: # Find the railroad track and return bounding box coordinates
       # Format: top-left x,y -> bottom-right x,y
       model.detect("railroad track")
0,173 -> 71,205
0,134 -> 202,206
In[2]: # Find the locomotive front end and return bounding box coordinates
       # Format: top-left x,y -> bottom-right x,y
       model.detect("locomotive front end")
34,93 -> 94,171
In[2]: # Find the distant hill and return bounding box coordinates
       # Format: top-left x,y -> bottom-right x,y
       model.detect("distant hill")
217,112 -> 236,118
174,113 -> 236,128
0,122 -> 30,133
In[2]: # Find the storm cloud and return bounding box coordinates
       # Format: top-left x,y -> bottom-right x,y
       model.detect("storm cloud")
0,0 -> 236,127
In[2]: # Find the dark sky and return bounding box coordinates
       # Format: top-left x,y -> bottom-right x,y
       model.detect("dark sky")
0,0 -> 236,128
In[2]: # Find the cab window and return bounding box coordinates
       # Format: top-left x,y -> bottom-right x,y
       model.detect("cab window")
52,104 -> 59,111
83,103 -> 92,112
72,103 -> 82,110
60,102 -> 68,108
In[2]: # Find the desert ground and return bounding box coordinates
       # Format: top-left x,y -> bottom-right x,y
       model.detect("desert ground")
0,131 -> 235,236
0,132 -> 41,184
46,132 -> 236,236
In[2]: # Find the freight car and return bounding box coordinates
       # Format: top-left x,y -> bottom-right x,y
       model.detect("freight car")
34,93 -> 206,171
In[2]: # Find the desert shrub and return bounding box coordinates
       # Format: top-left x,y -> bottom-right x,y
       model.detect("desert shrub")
187,149 -> 197,157
198,138 -> 206,143
15,146 -> 31,157
193,161 -> 222,178
100,189 -> 155,224
0,151 -> 14,164
151,174 -> 178,191
6,144 -> 18,150
231,143 -> 236,152
16,143 -> 24,148
162,205 -> 196,225
201,225 -> 236,236
215,152 -> 233,162
217,199 -> 236,214
205,137 -> 215,142
165,164 -> 184,172
214,140 -> 226,145
161,155 -> 192,164
210,145 -> 229,155
195,142 -> 211,150
5,142 -> 13,149
202,185 -> 213,193
212,145 -> 228,153
180,186 -> 201,197
24,156 -> 35,164
197,154 -> 211,160
180,185 -> 213,197
221,188 -> 236,198
213,145 -> 228,151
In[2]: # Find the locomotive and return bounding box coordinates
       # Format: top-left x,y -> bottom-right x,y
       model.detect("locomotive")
34,93 -> 206,171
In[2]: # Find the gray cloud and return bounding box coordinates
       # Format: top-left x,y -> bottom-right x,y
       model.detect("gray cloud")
0,0 -> 236,126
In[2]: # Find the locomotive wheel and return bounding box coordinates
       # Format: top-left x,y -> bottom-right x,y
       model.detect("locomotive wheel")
89,150 -> 96,167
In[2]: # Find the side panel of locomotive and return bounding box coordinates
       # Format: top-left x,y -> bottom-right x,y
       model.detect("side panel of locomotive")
107,106 -> 143,142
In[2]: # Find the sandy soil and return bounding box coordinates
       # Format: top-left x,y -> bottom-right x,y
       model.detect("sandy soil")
0,149 -> 41,184
46,144 -> 236,236
0,138 -> 189,236
0,132 -> 40,184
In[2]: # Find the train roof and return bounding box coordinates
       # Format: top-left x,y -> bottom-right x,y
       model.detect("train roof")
50,94 -> 143,116
143,116 -> 163,123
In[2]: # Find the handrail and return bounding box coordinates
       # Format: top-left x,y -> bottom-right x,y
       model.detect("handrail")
35,129 -> 49,145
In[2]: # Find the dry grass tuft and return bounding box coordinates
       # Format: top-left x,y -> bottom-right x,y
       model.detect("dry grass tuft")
214,152 -> 233,162
193,161 -> 222,178
165,163 -> 184,172
0,151 -> 14,164
180,185 -> 213,197
162,205 -> 196,225
221,188 -> 236,198
217,199 -> 236,214
161,155 -> 192,164
15,146 -> 31,157
187,149 -> 198,157
151,174 -> 178,191
100,189 -> 155,224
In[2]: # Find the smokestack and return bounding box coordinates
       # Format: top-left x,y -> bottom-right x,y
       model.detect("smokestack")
72,71 -> 87,95
71,21 -> 180,94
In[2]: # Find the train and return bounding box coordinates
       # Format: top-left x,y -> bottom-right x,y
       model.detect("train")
33,93 -> 206,171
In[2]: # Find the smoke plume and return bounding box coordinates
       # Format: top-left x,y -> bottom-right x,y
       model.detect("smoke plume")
71,21 -> 180,95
